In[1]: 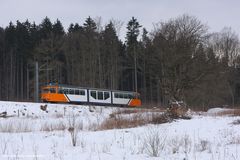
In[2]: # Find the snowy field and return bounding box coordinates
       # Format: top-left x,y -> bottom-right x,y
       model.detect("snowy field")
0,101 -> 240,160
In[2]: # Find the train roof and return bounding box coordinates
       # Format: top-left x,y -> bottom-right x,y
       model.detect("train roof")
42,83 -> 139,94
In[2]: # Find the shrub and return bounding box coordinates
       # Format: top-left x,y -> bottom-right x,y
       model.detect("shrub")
143,128 -> 166,157
68,113 -> 82,147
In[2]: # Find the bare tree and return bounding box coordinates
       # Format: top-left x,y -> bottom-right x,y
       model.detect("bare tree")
152,14 -> 209,101
111,19 -> 124,38
210,27 -> 240,66
209,28 -> 240,107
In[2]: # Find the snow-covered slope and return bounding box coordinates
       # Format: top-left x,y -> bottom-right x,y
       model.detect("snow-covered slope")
0,101 -> 239,160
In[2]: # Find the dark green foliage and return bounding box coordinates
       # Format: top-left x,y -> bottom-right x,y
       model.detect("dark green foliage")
52,19 -> 65,36
39,17 -> 53,40
68,23 -> 82,33
100,21 -> 122,89
124,17 -> 142,92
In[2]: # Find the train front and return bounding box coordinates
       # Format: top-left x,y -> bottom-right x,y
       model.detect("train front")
41,83 -> 68,103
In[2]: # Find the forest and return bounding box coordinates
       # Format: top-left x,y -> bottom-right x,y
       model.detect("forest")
0,14 -> 240,109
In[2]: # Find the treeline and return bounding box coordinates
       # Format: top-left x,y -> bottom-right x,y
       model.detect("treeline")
1,14 -> 240,108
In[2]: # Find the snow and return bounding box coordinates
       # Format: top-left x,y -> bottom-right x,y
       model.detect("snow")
0,100 -> 240,160
207,107 -> 233,114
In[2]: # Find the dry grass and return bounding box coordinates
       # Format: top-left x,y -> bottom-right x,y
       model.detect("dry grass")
98,113 -> 147,130
101,108 -> 166,130
109,108 -> 164,118
98,106 -> 190,130
53,113 -> 64,119
98,112 -> 175,130
0,120 -> 32,132
228,135 -> 240,144
214,109 -> 240,116
151,113 -> 171,124
87,122 -> 99,131
111,109 -> 138,116
40,121 -> 67,132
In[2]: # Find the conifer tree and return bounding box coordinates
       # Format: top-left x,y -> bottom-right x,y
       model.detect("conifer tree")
125,17 -> 142,92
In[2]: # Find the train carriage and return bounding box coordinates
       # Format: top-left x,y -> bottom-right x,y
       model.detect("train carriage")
41,83 -> 141,107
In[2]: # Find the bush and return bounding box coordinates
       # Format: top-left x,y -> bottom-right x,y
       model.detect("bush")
143,128 -> 166,157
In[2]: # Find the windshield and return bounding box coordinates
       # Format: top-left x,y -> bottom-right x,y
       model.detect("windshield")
42,88 -> 49,93
42,87 -> 56,93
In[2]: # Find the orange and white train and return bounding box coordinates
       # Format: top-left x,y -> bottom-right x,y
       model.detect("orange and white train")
41,83 -> 141,107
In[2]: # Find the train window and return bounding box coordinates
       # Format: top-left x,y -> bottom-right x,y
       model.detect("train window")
63,88 -> 68,94
123,94 -> 128,99
114,93 -> 124,98
119,93 -> 123,98
42,88 -> 49,93
98,91 -> 103,100
50,88 -> 56,93
76,90 -> 85,95
80,90 -> 85,95
69,89 -> 74,94
58,88 -> 63,94
128,94 -> 134,99
75,90 -> 80,95
114,93 -> 119,98
104,92 -> 110,100
90,91 -> 96,99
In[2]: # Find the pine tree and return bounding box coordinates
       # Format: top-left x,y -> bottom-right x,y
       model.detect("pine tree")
82,17 -> 99,87
52,19 -> 65,36
125,17 -> 142,92
68,23 -> 82,33
39,17 -> 53,40
100,21 -> 121,89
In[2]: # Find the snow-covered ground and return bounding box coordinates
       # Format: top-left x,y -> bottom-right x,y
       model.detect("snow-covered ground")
0,101 -> 240,160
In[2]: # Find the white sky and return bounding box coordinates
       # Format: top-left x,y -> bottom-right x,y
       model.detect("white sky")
1,0 -> 240,40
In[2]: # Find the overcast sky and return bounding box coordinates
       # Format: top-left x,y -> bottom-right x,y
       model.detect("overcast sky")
1,0 -> 240,40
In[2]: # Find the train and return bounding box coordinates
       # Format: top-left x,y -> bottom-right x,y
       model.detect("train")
40,83 -> 141,107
